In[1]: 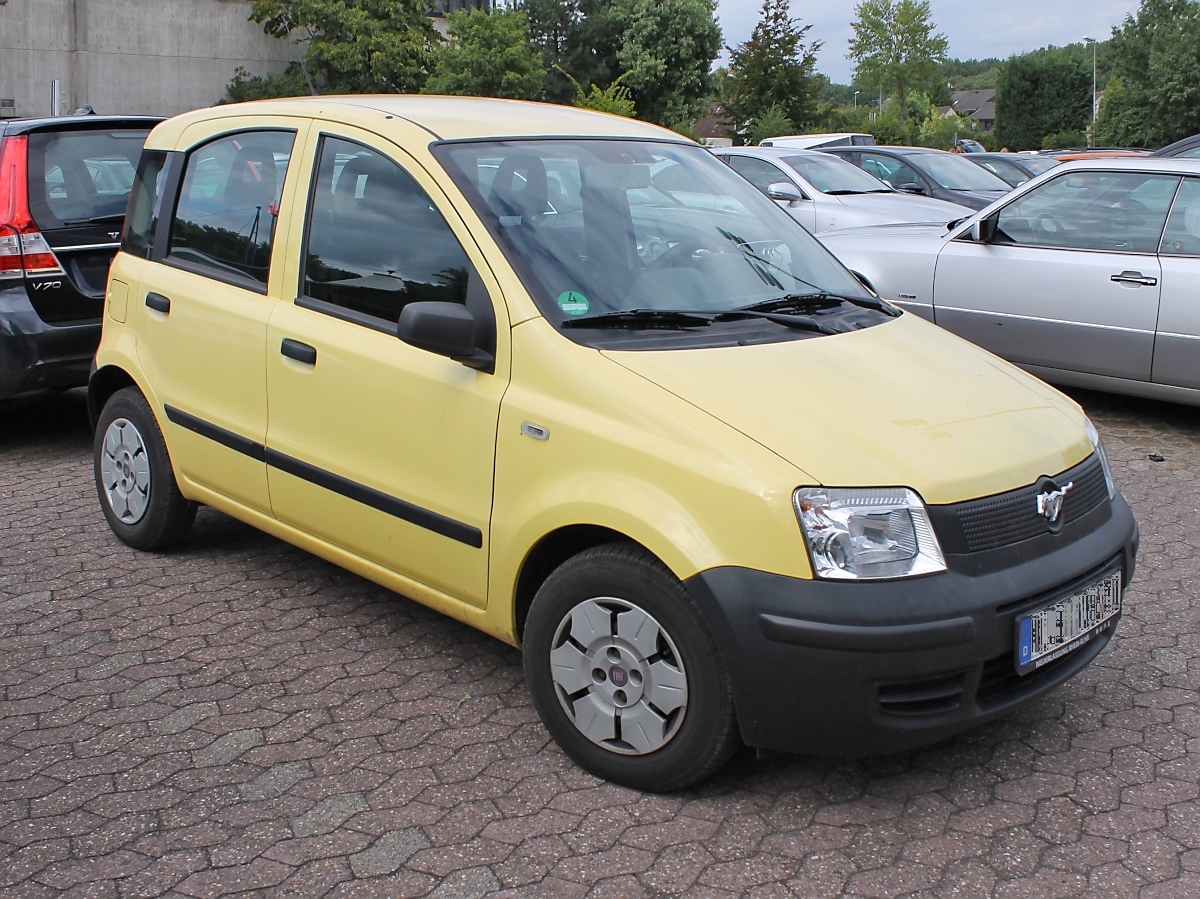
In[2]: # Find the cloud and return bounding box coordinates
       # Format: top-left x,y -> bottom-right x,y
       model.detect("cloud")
716,0 -> 1142,84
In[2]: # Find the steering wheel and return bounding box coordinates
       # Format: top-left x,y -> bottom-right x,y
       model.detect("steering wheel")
647,238 -> 722,271
1035,213 -> 1065,243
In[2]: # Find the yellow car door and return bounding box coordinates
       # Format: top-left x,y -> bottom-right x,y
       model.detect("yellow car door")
134,118 -> 309,512
264,126 -> 510,609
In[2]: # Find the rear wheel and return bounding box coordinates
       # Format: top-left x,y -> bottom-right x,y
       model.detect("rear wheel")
94,387 -> 195,551
523,544 -> 739,791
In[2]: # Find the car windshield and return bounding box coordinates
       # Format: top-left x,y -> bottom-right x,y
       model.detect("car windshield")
437,140 -> 872,332
1022,156 -> 1061,175
916,152 -> 1011,191
780,154 -> 890,194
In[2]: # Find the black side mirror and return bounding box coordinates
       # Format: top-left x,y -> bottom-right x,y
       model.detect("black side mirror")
970,216 -> 998,243
397,301 -> 494,372
897,182 -> 925,194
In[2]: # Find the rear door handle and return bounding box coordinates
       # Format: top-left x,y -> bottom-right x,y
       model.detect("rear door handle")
280,338 -> 317,365
1110,271 -> 1157,286
145,292 -> 171,314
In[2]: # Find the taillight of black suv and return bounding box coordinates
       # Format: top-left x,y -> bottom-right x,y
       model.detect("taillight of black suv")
0,115 -> 160,402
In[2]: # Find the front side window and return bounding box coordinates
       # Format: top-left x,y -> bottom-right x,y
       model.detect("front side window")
976,159 -> 1026,187
168,130 -> 295,286
301,136 -> 470,324
995,170 -> 1180,253
859,153 -> 921,190
726,155 -> 795,195
436,139 -> 879,347
1160,177 -> 1200,255
917,153 -> 1009,191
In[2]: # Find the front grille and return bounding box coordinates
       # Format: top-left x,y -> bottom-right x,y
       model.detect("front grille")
975,647 -> 1078,705
932,454 -> 1108,554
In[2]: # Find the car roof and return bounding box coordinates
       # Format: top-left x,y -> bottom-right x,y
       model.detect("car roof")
823,145 -> 939,156
1151,133 -> 1200,157
1050,156 -> 1200,175
711,146 -> 828,159
146,96 -> 686,149
1,115 -> 164,136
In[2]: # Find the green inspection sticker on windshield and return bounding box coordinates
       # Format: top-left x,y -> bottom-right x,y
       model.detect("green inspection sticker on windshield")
557,291 -> 590,316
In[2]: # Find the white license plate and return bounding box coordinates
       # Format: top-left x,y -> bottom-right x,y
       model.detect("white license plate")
1016,570 -> 1122,675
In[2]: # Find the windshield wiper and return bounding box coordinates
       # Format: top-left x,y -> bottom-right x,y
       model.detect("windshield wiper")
823,189 -> 871,195
739,292 -> 896,315
946,216 -> 970,231
561,309 -> 716,329
61,213 -> 126,225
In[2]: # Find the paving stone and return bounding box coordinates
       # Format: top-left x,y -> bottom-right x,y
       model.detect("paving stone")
0,386 -> 1197,895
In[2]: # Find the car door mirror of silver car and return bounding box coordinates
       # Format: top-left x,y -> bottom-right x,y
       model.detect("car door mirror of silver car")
397,301 -> 494,371
766,182 -> 806,205
970,216 -> 998,243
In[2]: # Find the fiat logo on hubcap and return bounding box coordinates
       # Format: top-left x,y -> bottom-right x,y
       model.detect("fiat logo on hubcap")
609,666 -> 628,687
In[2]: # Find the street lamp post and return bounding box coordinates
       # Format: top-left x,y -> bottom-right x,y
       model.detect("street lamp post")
1083,36 -> 1097,146
854,90 -> 860,108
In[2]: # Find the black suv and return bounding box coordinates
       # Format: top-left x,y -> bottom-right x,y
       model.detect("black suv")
0,115 -> 160,402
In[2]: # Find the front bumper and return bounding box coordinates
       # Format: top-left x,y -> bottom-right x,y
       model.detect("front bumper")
0,283 -> 99,401
683,491 -> 1139,757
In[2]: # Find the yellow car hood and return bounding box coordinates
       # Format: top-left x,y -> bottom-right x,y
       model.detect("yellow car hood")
604,314 -> 1092,505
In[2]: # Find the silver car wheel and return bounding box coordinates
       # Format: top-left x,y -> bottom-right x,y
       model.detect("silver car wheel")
99,418 -> 151,525
549,597 -> 689,755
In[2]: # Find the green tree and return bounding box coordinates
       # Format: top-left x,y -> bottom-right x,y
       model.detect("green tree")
244,0 -> 440,95
521,0 -> 581,102
1095,0 -> 1200,147
562,0 -> 626,95
224,64 -> 312,103
995,51 -> 1090,150
917,110 -> 980,149
611,0 -> 723,128
424,8 -> 544,99
848,0 -> 948,121
749,103 -> 794,144
723,0 -> 823,141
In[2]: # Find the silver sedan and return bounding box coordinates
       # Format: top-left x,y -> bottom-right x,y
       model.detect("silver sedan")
819,157 -> 1200,405
711,146 -> 969,233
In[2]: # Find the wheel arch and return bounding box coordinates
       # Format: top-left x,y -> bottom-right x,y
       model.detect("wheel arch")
87,364 -> 138,431
513,524 -> 654,645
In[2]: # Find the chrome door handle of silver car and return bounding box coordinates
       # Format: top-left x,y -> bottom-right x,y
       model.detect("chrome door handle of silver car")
1110,271 -> 1157,286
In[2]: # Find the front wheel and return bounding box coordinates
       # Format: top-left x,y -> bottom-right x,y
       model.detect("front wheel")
523,544 -> 739,791
94,387 -> 196,551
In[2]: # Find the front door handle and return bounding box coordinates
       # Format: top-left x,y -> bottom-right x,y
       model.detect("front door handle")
1110,271 -> 1157,286
280,338 -> 317,365
145,292 -> 171,314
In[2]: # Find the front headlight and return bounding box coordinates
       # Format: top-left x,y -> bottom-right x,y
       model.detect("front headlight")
794,487 -> 946,580
1083,417 -> 1116,498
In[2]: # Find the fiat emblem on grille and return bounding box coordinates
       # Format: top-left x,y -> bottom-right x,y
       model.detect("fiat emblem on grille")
1036,481 -> 1074,523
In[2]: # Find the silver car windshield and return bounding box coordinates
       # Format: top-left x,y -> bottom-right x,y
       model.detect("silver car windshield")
781,154 -> 891,194
436,139 -> 869,325
918,153 -> 1011,191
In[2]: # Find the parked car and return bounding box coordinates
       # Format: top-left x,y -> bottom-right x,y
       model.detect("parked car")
0,114 -> 161,402
821,145 -> 1011,210
1152,134 -> 1200,158
711,146 -> 969,233
759,132 -> 876,149
955,139 -> 986,154
90,97 -> 1136,790
965,152 -> 1062,187
820,157 -> 1200,405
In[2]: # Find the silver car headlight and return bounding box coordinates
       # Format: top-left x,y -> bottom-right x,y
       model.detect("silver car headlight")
794,487 -> 946,580
1083,417 -> 1116,498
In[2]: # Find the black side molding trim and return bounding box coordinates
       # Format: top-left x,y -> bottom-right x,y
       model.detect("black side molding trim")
161,405 -> 482,548
264,449 -> 483,548
164,404 -> 265,461
759,613 -> 976,652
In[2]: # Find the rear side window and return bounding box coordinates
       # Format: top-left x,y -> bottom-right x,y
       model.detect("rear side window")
1160,177 -> 1200,256
26,129 -> 151,231
122,150 -> 167,259
168,130 -> 295,287
300,136 -> 470,324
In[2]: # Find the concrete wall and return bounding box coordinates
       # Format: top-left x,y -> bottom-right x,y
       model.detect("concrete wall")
0,0 -> 298,118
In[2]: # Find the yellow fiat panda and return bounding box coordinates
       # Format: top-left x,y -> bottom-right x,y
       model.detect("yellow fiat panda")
90,97 -> 1137,791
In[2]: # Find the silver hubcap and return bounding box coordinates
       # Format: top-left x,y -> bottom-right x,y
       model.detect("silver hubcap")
100,418 -> 151,524
549,597 -> 688,755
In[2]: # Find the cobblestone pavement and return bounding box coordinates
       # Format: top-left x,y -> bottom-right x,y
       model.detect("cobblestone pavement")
1,387 -> 1197,898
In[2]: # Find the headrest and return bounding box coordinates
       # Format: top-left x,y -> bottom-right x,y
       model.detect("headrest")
488,154 -> 548,224
224,145 -> 279,212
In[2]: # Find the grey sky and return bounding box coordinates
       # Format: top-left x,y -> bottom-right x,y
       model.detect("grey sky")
715,0 -> 1143,84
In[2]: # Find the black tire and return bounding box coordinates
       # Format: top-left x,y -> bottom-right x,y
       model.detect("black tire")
94,386 -> 196,551
523,543 -> 740,791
